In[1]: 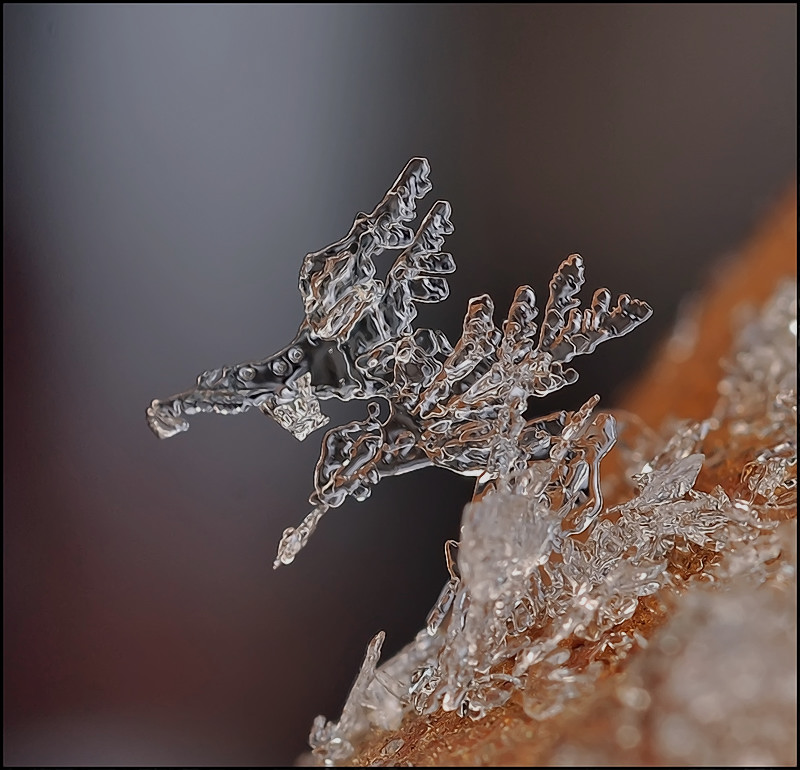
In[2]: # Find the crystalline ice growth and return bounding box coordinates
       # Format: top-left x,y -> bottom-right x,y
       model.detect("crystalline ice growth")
547,519 -> 796,767
147,159 -> 652,568
716,280 -> 797,442
145,158 -> 797,766
639,541 -> 795,767
305,274 -> 796,765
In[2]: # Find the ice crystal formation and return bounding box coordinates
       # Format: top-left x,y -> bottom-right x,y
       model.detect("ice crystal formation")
147,158 -> 652,569
306,279 -> 796,767
145,160 -> 796,766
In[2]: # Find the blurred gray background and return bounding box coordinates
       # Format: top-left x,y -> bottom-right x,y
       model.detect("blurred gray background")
3,4 -> 796,766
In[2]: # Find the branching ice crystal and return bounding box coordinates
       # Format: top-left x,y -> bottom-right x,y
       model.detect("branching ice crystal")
146,159 -> 796,766
304,275 -> 794,766
146,158 -> 652,568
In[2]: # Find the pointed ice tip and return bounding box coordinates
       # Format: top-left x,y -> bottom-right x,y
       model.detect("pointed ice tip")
273,546 -> 296,569
365,630 -> 386,662
567,252 -> 584,267
146,399 -> 190,439
274,525 -> 305,568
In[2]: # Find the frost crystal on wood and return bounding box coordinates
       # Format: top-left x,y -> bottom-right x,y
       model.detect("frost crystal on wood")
146,158 -> 653,569
144,160 -> 797,766
318,277 -> 795,765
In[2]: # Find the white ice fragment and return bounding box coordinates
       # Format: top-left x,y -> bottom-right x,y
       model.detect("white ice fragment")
634,453 -> 705,505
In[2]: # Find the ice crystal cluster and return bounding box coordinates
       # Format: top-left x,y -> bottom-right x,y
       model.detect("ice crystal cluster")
305,279 -> 796,766
546,529 -> 796,767
147,158 -> 651,569
144,159 -> 795,766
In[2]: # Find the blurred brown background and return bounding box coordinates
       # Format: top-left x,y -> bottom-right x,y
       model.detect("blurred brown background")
3,4 -> 796,766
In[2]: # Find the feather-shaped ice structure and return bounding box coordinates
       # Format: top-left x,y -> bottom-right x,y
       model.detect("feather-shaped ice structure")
147,159 -> 653,569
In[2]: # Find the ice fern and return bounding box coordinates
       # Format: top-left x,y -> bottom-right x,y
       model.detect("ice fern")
146,158 -> 653,567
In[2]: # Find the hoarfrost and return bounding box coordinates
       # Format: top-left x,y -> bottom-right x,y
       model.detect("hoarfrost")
147,159 -> 651,569
320,267 -> 794,763
144,160 -> 796,765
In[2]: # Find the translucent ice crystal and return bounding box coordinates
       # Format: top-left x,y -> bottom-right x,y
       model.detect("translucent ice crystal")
147,159 -> 652,568
146,159 -> 666,765
308,632 -> 386,767
305,270 -> 795,765
146,159 -> 796,766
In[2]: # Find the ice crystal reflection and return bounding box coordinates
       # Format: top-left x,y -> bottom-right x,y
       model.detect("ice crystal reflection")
146,158 -> 652,568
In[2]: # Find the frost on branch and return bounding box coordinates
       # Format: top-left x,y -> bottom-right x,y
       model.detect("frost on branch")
144,160 -> 796,766
326,276 -> 796,766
